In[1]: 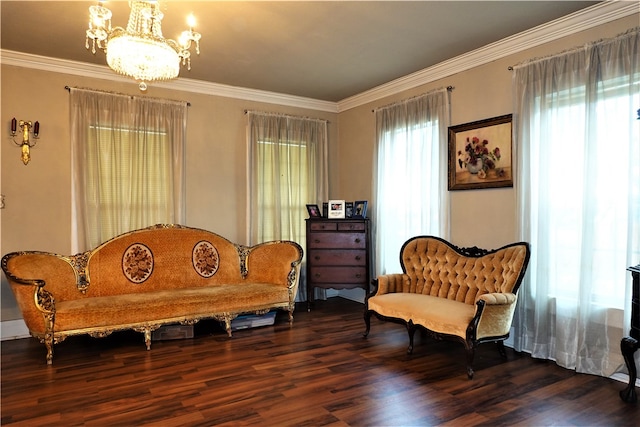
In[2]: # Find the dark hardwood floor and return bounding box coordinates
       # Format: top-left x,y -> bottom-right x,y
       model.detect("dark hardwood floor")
2,297 -> 638,426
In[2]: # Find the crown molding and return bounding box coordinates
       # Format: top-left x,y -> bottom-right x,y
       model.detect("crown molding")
1,2 -> 636,114
337,1 -> 639,112
0,50 -> 339,113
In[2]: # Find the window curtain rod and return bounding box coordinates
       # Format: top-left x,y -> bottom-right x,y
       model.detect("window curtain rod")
64,86 -> 191,106
507,26 -> 639,71
372,86 -> 453,113
244,109 -> 329,124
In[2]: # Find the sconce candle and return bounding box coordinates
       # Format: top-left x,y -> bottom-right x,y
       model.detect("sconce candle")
10,118 -> 40,165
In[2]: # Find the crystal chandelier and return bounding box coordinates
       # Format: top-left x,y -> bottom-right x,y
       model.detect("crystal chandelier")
86,1 -> 201,91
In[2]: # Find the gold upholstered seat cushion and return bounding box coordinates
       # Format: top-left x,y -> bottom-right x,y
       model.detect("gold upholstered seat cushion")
54,283 -> 290,332
367,293 -> 475,339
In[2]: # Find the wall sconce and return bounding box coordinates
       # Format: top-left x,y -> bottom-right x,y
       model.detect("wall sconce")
10,118 -> 40,165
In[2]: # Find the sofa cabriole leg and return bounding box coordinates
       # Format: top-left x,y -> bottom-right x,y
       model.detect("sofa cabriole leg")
45,334 -> 54,365
144,329 -> 152,350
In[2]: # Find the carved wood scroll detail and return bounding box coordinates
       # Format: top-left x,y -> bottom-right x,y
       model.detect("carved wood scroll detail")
67,251 -> 91,294
234,244 -> 252,279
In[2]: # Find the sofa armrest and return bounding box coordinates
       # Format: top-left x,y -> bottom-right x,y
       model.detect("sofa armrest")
474,292 -> 518,340
374,273 -> 407,295
477,292 -> 517,305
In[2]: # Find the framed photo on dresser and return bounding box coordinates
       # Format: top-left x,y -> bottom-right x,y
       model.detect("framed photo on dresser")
328,200 -> 346,218
306,204 -> 322,218
352,201 -> 368,218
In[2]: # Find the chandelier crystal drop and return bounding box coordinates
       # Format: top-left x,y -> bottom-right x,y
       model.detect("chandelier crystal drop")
86,1 -> 201,91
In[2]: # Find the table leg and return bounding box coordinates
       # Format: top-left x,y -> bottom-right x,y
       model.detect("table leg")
620,336 -> 639,403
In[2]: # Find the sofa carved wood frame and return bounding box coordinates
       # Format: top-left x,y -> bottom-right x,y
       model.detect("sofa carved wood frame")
363,236 -> 531,379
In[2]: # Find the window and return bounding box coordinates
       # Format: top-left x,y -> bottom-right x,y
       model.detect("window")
255,138 -> 311,241
86,125 -> 173,243
246,111 -> 328,301
70,88 -> 187,251
374,89 -> 450,275
512,28 -> 639,377
527,77 -> 640,308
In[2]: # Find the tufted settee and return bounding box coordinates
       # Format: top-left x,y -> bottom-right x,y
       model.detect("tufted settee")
1,224 -> 303,364
364,235 -> 530,378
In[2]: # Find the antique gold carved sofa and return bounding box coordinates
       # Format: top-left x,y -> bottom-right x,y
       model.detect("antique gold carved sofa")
1,224 -> 303,364
364,235 -> 530,379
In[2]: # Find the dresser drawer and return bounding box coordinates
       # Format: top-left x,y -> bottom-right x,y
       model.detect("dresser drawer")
309,266 -> 367,284
309,221 -> 338,231
308,249 -> 366,266
338,222 -> 366,231
307,232 -> 366,249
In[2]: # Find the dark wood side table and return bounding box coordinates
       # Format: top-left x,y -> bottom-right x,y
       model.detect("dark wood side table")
620,264 -> 640,403
305,218 -> 371,310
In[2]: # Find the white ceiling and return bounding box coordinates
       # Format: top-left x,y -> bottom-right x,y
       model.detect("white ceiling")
0,1 -> 611,102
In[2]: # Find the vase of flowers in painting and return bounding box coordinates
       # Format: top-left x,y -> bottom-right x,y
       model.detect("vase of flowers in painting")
458,136 -> 500,177
466,158 -> 484,174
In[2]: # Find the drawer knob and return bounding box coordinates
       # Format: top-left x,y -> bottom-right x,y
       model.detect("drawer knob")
355,273 -> 362,278
314,256 -> 320,260
314,239 -> 321,243
355,255 -> 361,261
354,238 -> 361,243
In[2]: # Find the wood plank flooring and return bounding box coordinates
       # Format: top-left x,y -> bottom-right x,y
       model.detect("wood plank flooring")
2,297 -> 638,426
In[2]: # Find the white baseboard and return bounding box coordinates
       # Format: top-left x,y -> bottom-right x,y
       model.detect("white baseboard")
336,288 -> 365,304
1,319 -> 30,340
610,372 -> 640,387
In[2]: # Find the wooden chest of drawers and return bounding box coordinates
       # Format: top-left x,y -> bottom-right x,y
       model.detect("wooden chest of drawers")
306,218 -> 371,309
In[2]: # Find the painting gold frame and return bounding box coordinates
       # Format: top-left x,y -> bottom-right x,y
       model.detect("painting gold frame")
448,114 -> 513,191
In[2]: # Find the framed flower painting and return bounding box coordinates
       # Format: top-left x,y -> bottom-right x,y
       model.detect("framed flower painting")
448,114 -> 513,191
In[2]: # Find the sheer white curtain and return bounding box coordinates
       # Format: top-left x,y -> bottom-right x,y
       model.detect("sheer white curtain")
374,88 -> 450,275
246,111 -> 328,301
70,88 -> 187,251
512,28 -> 640,378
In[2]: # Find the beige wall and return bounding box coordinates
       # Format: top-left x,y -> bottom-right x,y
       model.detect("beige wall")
0,68 -> 337,320
336,15 -> 638,253
1,14 -> 637,321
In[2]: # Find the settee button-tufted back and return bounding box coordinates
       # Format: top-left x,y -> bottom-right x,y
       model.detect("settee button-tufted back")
400,237 -> 528,305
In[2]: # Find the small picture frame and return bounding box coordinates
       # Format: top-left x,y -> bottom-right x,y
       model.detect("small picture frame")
345,202 -> 354,218
353,201 -> 368,218
306,204 -> 322,218
328,200 -> 346,218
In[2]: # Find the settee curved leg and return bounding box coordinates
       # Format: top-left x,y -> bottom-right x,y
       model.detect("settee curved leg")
406,321 -> 416,355
466,344 -> 476,379
496,340 -> 507,358
363,310 -> 372,337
